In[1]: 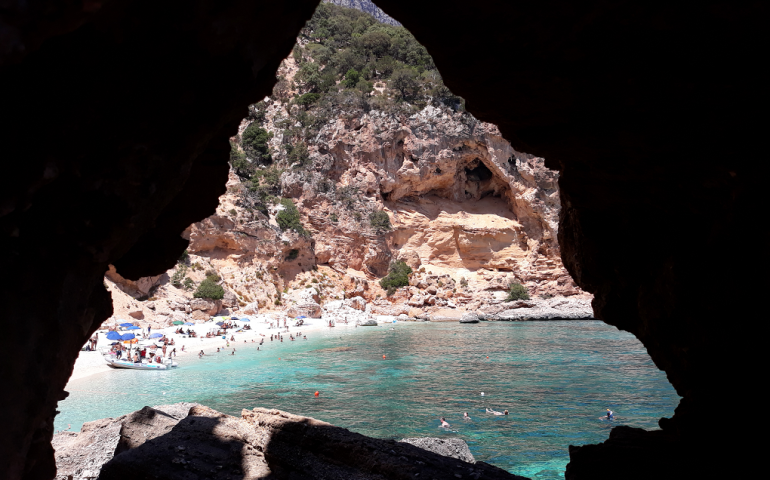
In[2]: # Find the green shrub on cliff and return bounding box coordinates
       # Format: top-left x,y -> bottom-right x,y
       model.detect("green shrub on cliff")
506,283 -> 530,301
276,198 -> 309,236
369,210 -> 391,231
242,123 -> 273,164
194,278 -> 224,300
380,261 -> 412,296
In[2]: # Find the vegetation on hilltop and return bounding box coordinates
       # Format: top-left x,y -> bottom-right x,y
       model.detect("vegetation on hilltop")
228,3 -> 465,270
229,2 -> 463,181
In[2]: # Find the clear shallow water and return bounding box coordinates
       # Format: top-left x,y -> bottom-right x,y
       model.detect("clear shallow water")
57,321 -> 679,479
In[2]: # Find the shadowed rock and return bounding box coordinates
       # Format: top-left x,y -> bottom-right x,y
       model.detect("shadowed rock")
56,404 -> 525,480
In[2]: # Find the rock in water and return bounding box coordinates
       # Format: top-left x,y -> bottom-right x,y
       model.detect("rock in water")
359,319 -> 378,326
400,437 -> 476,463
460,312 -> 480,323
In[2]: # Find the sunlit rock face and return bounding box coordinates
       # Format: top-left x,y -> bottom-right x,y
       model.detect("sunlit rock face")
0,1 -> 764,479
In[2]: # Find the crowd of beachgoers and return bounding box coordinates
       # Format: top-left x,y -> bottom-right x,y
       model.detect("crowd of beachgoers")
69,311 -> 382,383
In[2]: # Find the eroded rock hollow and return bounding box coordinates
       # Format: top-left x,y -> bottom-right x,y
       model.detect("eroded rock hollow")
0,1 -> 765,479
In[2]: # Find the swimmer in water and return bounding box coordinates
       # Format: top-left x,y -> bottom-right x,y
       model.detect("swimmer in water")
463,412 -> 471,420
606,409 -> 614,420
440,417 -> 450,428
486,408 -> 508,416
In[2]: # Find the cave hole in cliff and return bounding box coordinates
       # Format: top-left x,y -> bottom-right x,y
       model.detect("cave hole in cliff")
465,159 -> 493,182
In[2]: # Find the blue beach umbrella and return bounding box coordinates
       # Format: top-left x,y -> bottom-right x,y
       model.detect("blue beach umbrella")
149,333 -> 163,338
119,323 -> 134,327
241,318 -> 250,322
296,316 -> 306,319
184,322 -> 195,326
120,333 -> 136,341
216,322 -> 224,326
125,325 -> 140,330
106,331 -> 122,340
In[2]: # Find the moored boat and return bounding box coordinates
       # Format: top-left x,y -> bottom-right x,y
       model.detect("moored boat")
103,354 -> 178,370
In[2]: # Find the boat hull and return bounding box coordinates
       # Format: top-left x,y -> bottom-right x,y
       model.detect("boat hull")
105,358 -> 169,370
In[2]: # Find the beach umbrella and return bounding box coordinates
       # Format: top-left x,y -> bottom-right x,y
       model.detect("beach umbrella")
119,322 -> 134,327
149,333 -> 163,338
241,318 -> 250,322
184,322 -> 195,326
106,331 -> 122,340
216,321 -> 224,326
125,325 -> 140,330
172,320 -> 184,325
296,316 -> 306,319
110,342 -> 120,345
120,333 -> 136,341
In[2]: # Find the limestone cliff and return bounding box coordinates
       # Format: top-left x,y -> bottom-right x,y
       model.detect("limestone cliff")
106,103 -> 587,325
104,3 -> 588,325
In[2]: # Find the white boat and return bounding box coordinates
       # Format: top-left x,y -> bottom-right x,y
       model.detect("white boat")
103,354 -> 178,370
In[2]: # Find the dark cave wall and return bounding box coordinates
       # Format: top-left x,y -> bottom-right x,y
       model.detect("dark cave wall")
0,1 -> 766,479
374,0 -> 766,477
0,1 -> 319,479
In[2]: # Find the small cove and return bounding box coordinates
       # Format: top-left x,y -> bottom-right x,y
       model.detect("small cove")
57,321 -> 679,479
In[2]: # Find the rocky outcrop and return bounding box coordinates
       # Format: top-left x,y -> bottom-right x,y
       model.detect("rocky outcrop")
400,437 -> 476,464
477,297 -> 594,321
56,404 -> 523,480
286,302 -> 322,318
324,0 -> 401,26
53,403 -> 201,480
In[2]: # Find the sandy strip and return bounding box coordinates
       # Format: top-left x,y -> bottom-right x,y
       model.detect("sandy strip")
68,312 -> 393,385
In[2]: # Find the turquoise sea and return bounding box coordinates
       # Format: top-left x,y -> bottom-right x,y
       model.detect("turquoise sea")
57,321 -> 679,479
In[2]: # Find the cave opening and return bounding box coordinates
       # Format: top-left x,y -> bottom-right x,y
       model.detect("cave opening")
465,159 -> 493,182
2,0 -> 755,479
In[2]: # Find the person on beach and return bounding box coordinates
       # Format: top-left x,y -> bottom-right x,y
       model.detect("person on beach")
440,417 -> 450,428
231,349 -> 236,355
464,412 -> 471,420
171,348 -> 176,357
198,350 -> 204,358
181,345 -> 185,352
216,348 -> 220,353
486,408 -> 508,416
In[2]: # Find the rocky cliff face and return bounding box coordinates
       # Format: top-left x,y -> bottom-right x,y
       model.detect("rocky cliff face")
106,95 -> 587,326
324,0 -> 401,26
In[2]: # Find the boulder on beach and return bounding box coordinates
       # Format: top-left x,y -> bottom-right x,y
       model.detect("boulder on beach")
344,296 -> 366,311
460,313 -> 480,323
359,319 -> 378,326
287,302 -> 322,318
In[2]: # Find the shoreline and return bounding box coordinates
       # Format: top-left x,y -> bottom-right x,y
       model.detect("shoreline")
68,313 -> 394,385
68,314 -> 597,385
